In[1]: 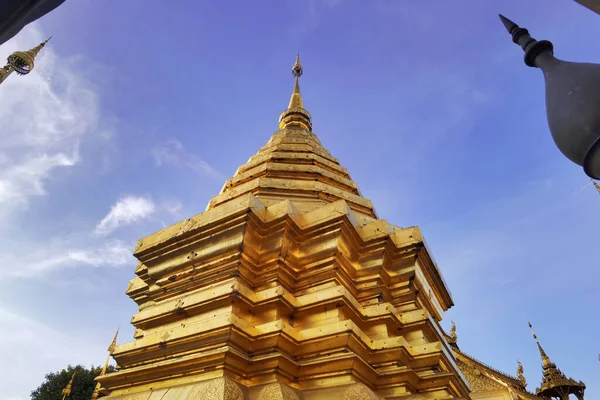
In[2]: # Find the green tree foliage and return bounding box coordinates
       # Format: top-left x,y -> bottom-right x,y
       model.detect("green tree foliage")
30,364 -> 116,400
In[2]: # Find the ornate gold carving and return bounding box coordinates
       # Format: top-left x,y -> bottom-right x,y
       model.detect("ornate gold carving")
256,383 -> 300,400
342,383 -> 379,400
197,377 -> 244,400
282,180 -> 296,189
517,361 -> 527,387
449,321 -> 458,343
458,360 -> 506,393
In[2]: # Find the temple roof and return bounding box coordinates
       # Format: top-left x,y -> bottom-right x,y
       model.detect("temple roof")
442,323 -> 541,400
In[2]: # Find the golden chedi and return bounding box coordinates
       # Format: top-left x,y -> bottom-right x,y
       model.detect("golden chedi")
97,55 -> 473,399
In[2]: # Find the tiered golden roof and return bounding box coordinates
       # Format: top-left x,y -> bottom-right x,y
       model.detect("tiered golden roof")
98,57 -> 472,399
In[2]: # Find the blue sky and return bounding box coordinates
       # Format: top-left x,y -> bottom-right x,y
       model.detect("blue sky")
0,0 -> 598,398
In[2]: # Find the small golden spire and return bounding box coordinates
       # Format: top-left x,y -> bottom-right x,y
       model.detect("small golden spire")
278,53 -> 312,131
528,322 -> 553,368
107,327 -> 119,354
90,382 -> 101,400
517,360 -> 527,387
289,53 -> 304,109
592,178 -> 600,194
1,37 -> 51,85
61,371 -> 76,400
91,329 -> 119,400
8,37 -> 51,75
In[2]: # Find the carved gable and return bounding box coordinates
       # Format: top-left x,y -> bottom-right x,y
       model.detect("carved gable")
458,359 -> 508,393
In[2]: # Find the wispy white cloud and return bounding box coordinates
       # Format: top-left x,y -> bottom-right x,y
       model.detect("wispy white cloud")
0,25 -> 136,283
0,26 -> 104,215
0,153 -> 78,205
95,195 -> 156,236
151,139 -> 220,177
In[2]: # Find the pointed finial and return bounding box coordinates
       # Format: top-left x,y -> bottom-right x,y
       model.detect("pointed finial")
92,330 -> 118,400
498,14 -> 518,33
278,53 -> 312,131
528,322 -> 554,367
292,52 -> 303,77
591,178 -> 600,194
107,327 -> 119,354
61,371 -> 76,400
498,15 -> 554,68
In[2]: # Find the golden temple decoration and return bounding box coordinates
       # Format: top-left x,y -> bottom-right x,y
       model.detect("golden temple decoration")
592,178 -> 600,194
91,329 -> 119,400
528,322 -> 552,368
528,322 -> 585,399
278,54 -> 312,131
449,320 -> 458,343
517,361 -> 526,387
0,37 -> 50,85
442,320 -> 458,346
341,383 -> 380,400
61,371 -> 76,400
107,327 -> 119,354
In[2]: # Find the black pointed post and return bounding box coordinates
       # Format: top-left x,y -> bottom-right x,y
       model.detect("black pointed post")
499,15 -> 600,179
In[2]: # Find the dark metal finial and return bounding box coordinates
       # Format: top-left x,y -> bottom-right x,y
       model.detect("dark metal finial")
498,15 -> 554,67
498,14 -> 517,33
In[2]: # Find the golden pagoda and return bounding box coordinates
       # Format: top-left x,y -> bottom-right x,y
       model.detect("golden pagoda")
97,55 -> 469,399
95,56 -> 585,399
0,37 -> 50,85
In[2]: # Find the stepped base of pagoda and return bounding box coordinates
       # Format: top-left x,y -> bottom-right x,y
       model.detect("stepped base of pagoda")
102,376 -> 448,399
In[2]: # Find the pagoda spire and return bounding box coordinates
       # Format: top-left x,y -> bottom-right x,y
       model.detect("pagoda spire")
528,322 -> 586,400
278,53 -> 312,131
528,321 -> 553,368
91,328 -> 119,400
0,37 -> 51,85
61,371 -> 76,400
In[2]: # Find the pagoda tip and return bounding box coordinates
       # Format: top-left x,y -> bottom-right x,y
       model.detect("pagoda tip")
498,14 -> 517,32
